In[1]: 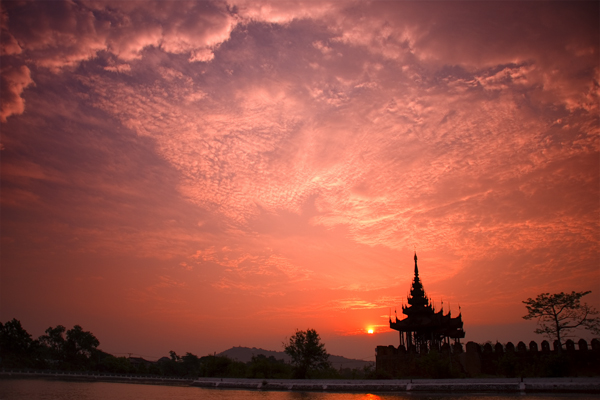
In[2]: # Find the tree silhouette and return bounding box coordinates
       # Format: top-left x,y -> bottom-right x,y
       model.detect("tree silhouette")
65,325 -> 99,359
0,318 -> 40,367
284,329 -> 330,379
39,325 -> 66,362
523,290 -> 600,350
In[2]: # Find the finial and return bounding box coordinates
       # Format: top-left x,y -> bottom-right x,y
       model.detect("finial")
414,251 -> 419,277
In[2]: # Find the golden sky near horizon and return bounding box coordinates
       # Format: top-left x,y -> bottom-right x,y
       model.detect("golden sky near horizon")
1,1 -> 598,360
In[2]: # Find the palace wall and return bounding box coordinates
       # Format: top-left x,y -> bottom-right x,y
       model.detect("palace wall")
376,338 -> 600,378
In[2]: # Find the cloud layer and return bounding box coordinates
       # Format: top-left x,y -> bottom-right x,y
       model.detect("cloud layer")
1,1 -> 598,359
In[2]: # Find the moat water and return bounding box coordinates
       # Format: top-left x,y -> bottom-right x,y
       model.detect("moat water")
0,379 -> 597,400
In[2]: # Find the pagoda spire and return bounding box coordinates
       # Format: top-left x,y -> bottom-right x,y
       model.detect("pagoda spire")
414,251 -> 419,277
406,251 -> 427,309
388,253 -> 466,354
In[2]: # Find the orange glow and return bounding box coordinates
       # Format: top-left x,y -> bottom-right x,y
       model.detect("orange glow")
0,1 -> 598,362
360,394 -> 382,400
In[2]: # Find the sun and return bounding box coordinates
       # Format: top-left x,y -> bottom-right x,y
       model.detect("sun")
367,328 -> 374,334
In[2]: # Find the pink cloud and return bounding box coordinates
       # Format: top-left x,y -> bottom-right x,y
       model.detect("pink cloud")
1,7 -> 21,55
103,63 -> 131,73
0,65 -> 34,122
232,0 -> 339,24
74,17 -> 597,292
2,0 -> 236,72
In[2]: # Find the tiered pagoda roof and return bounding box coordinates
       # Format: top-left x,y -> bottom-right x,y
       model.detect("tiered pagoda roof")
390,253 -> 465,346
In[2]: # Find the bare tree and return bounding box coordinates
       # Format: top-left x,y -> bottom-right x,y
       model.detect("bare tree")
522,291 -> 600,350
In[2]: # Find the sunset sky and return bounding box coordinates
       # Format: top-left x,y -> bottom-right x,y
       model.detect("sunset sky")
1,1 -> 599,361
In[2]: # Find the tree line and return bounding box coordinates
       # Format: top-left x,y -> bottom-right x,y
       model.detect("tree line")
0,322 -> 369,379
0,320 -> 101,371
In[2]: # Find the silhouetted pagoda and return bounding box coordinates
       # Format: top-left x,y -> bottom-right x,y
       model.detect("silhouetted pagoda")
389,252 -> 465,352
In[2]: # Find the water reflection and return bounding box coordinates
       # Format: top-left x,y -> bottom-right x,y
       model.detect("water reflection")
361,395 -> 384,400
0,380 -> 596,400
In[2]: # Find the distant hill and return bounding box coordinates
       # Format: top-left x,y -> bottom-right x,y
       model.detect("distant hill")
218,346 -> 373,370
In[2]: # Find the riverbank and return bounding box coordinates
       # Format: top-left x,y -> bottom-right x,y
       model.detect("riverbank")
2,371 -> 599,393
192,377 -> 600,393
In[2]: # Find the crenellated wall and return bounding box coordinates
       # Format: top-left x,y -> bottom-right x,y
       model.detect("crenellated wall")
376,339 -> 600,378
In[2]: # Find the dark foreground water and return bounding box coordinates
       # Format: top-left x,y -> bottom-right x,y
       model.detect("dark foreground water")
0,380 -> 597,400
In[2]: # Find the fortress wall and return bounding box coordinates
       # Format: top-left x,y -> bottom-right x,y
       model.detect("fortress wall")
376,339 -> 600,377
